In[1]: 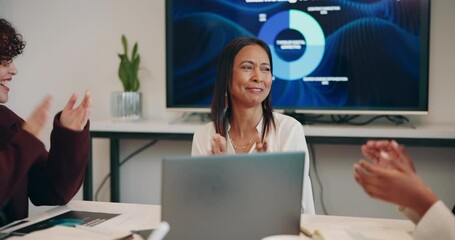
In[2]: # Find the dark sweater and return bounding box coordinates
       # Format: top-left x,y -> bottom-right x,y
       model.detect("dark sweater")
0,105 -> 89,225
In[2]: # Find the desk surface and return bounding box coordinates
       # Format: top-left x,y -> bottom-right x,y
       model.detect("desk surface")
300,214 -> 415,240
3,201 -> 415,240
25,200 -> 160,224
0,201 -> 160,240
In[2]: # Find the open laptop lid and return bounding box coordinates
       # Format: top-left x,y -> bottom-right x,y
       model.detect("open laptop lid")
161,151 -> 305,240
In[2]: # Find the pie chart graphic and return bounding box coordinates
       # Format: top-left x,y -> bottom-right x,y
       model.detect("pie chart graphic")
258,9 -> 325,81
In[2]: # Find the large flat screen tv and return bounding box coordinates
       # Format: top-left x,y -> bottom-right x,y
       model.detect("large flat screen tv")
166,0 -> 430,115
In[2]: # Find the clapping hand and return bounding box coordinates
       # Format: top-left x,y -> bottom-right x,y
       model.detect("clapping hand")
60,90 -> 91,131
354,140 -> 435,216
210,133 -> 227,155
255,133 -> 268,152
23,95 -> 53,140
361,140 -> 415,172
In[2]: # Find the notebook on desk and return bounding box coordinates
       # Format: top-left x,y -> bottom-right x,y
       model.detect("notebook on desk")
161,151 -> 305,240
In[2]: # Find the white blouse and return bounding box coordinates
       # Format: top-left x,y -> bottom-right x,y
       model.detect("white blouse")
401,201 -> 455,240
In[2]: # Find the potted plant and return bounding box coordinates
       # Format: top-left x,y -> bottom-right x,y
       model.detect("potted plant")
111,34 -> 142,120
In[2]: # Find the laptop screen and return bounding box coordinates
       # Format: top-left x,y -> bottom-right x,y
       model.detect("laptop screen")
161,151 -> 305,240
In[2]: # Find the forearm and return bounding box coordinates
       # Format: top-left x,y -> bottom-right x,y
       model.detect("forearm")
28,114 -> 90,204
0,129 -> 44,205
410,186 -> 438,218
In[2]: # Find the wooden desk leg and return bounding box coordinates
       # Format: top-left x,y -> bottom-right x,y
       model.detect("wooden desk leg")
110,138 -> 120,202
83,137 -> 94,200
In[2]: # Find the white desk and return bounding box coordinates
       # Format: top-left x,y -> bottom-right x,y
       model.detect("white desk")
2,200 -> 415,240
85,120 -> 455,201
0,201 -> 160,239
25,200 -> 160,225
300,214 -> 415,240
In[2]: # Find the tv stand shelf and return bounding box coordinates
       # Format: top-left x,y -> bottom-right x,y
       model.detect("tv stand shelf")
303,123 -> 455,146
84,120 -> 455,202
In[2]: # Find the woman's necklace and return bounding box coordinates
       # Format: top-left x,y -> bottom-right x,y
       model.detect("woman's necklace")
228,130 -> 257,150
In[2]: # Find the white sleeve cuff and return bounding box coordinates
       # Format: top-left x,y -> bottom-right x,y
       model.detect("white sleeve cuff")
413,201 -> 455,240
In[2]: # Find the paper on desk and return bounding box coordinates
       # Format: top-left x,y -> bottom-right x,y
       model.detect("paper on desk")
91,213 -> 154,234
71,213 -> 154,239
302,221 -> 413,240
7,226 -> 114,240
6,213 -> 153,240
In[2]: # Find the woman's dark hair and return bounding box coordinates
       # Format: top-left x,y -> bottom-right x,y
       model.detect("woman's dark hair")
211,37 -> 275,140
0,19 -> 26,63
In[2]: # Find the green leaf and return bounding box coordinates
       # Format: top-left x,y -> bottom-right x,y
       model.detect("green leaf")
121,35 -> 128,56
118,35 -> 140,92
132,43 -> 138,59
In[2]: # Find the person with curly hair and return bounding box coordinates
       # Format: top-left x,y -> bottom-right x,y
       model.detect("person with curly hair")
0,18 -> 92,226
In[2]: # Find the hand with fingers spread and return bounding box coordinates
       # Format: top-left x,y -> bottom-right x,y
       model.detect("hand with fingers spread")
60,90 -> 91,131
23,95 -> 53,140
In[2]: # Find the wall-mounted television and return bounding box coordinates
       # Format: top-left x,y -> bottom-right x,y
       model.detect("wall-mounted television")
166,0 -> 430,115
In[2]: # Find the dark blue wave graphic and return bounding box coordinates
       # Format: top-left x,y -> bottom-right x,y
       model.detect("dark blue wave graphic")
273,17 -> 419,108
169,0 -> 428,110
172,13 -> 253,105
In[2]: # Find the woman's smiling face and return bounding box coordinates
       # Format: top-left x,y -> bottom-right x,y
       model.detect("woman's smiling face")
0,61 -> 17,103
229,44 -> 272,109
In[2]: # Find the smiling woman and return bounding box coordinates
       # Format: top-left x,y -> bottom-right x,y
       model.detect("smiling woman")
230,44 -> 272,110
191,37 -> 315,214
203,37 -> 275,154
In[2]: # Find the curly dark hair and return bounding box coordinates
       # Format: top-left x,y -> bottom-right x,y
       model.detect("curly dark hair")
0,19 -> 26,63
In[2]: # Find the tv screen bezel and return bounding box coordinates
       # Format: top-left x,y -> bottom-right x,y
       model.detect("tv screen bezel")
165,0 -> 431,116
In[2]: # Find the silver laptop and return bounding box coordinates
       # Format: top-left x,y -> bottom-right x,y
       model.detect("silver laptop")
161,151 -> 305,240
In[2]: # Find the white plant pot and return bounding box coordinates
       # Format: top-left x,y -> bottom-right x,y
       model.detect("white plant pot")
111,91 -> 142,121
